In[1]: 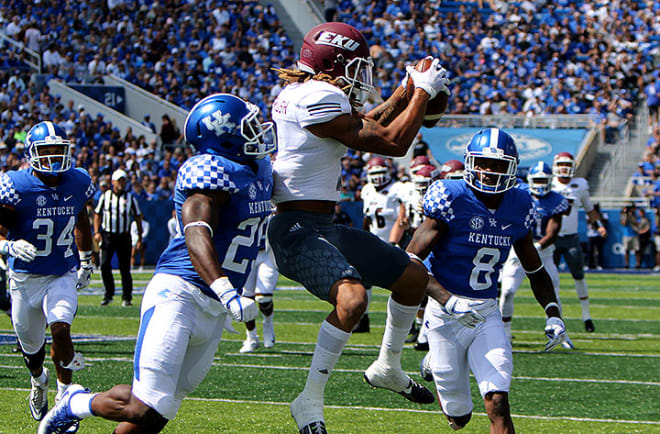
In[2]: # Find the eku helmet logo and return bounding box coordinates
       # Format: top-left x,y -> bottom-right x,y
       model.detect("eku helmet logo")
202,109 -> 237,137
315,31 -> 360,51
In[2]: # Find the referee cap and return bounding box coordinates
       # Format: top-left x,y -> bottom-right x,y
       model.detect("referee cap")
112,169 -> 127,181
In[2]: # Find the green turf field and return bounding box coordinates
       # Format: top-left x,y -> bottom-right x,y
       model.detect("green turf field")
1,272 -> 658,433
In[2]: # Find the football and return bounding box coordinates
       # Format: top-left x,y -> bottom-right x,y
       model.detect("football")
405,57 -> 449,127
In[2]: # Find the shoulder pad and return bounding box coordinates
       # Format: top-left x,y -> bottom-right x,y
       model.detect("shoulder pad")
0,173 -> 20,206
423,180 -> 456,222
297,82 -> 352,127
178,154 -> 239,193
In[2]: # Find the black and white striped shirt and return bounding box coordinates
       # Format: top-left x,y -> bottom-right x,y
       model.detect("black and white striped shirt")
94,190 -> 142,234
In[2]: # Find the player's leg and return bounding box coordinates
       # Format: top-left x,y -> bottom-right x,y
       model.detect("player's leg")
468,305 -> 514,433
255,249 -> 278,348
239,257 -> 259,353
44,271 -> 84,400
267,212 -> 361,432
10,277 -> 50,420
424,306 -> 474,430
562,235 -> 594,332
100,232 -> 116,304
499,251 -> 525,341
412,296 -> 428,351
338,225 -> 432,403
117,233 -> 134,305
139,243 -> 146,272
39,274 -> 197,433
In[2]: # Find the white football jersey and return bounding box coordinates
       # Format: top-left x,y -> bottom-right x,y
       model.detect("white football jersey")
401,182 -> 425,230
362,180 -> 407,241
271,80 -> 352,203
551,176 -> 594,236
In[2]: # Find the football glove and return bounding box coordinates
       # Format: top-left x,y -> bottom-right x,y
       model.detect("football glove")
443,295 -> 487,328
405,57 -> 451,99
211,277 -> 257,322
76,251 -> 93,291
0,239 -> 37,262
544,316 -> 566,352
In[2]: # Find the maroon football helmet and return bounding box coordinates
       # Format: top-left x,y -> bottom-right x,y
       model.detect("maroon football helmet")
410,155 -> 431,175
553,151 -> 575,178
412,164 -> 440,194
366,156 -> 392,188
298,22 -> 374,107
440,159 -> 465,180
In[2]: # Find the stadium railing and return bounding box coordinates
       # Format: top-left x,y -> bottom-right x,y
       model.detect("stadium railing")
0,31 -> 41,72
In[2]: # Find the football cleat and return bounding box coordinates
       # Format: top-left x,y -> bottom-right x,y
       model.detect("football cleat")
561,335 -> 575,350
290,393 -> 326,434
239,337 -> 260,353
405,322 -> 420,344
352,314 -> 370,333
364,360 -> 434,404
414,341 -> 429,352
38,384 -> 89,434
29,368 -> 49,421
584,319 -> 595,333
420,354 -> 433,382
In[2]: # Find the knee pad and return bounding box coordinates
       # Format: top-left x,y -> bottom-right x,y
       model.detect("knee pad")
255,295 -> 273,315
22,341 -> 46,372
447,412 -> 472,430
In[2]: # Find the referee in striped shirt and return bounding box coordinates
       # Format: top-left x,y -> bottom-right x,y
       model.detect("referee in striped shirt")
94,169 -> 143,306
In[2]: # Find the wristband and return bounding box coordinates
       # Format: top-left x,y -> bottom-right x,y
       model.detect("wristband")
594,220 -> 604,229
544,302 -> 560,313
210,276 -> 233,297
406,251 -> 423,264
79,250 -> 93,262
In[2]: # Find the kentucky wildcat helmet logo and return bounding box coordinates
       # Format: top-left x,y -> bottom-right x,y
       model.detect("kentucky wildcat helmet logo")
202,109 -> 237,137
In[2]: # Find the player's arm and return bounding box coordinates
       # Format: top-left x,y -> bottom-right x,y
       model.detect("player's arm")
365,85 -> 407,126
74,206 -> 94,290
181,189 -> 229,284
514,231 -> 566,351
0,204 -> 36,262
587,207 -> 607,237
181,189 -> 257,322
536,213 -> 562,250
388,203 -> 408,246
362,214 -> 371,232
406,217 -> 451,304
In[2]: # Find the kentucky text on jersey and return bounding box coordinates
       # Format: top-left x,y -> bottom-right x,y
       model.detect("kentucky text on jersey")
249,200 -> 272,215
36,205 -> 77,217
467,232 -> 511,247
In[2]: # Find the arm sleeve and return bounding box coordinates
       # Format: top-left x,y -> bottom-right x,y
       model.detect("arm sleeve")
552,197 -> 570,216
297,88 -> 352,128
422,180 -> 456,223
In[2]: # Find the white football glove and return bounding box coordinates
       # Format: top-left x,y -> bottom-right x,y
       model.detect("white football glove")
77,250 -> 93,291
212,277 -> 258,322
443,295 -> 487,328
544,316 -> 566,352
0,239 -> 37,262
405,57 -> 451,99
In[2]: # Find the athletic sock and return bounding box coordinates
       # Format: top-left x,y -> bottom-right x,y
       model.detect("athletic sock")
303,320 -> 351,400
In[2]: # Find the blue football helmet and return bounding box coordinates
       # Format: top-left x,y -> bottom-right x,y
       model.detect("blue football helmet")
184,93 -> 276,160
527,161 -> 553,197
25,121 -> 73,174
464,128 -> 519,194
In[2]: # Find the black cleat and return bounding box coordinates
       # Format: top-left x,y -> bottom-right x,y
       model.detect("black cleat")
405,323 -> 420,344
414,341 -> 429,352
364,361 -> 435,405
352,314 -> 370,333
397,378 -> 435,404
299,421 -> 327,434
584,319 -> 595,333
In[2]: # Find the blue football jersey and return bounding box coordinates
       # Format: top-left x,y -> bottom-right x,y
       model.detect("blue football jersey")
0,168 -> 95,275
423,180 -> 535,299
155,154 -> 273,300
526,188 -> 569,240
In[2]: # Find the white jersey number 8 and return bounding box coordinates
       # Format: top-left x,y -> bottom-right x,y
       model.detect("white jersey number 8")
469,247 -> 500,291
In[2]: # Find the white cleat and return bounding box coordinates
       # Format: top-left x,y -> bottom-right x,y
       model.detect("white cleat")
364,360 -> 434,404
561,335 -> 575,350
29,368 -> 49,421
239,338 -> 260,353
290,393 -> 326,434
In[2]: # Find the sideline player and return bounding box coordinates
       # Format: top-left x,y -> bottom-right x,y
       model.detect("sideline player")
499,161 -> 573,347
551,152 -> 606,332
239,212 -> 279,353
357,156 -> 409,333
406,128 -> 567,432
39,94 -> 276,433
268,22 -> 449,433
0,121 -> 94,422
